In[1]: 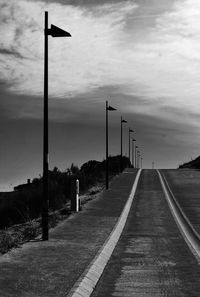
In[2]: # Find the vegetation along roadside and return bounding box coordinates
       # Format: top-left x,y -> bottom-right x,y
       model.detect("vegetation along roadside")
0,155 -> 131,254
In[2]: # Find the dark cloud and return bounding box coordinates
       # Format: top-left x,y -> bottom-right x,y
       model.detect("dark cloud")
34,0 -> 130,6
0,48 -> 24,59
0,0 -> 199,188
0,88 -> 199,190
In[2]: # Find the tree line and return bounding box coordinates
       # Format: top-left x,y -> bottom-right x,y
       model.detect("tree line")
0,155 -> 131,228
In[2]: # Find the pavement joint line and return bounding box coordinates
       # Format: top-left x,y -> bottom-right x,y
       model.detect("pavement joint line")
157,169 -> 200,264
73,281 -> 93,294
89,268 -> 103,277
98,250 -> 109,257
93,257 -> 106,264
83,276 -> 96,288
90,268 -> 103,275
90,264 -> 104,274
86,272 -> 100,283
69,292 -> 83,297
102,246 -> 113,253
95,255 -> 108,264
81,281 -> 95,291
75,287 -> 91,297
66,169 -> 141,297
99,252 -> 111,260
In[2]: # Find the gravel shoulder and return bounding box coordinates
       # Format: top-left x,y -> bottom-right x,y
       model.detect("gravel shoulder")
0,169 -> 138,297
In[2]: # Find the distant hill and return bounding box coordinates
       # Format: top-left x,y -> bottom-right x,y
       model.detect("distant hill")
179,156 -> 200,169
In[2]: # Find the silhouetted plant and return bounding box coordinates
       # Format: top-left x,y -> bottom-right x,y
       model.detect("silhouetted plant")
179,155 -> 200,169
0,155 -> 131,228
0,230 -> 21,253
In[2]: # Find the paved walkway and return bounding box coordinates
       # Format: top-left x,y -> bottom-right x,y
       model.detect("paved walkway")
0,169 -> 138,297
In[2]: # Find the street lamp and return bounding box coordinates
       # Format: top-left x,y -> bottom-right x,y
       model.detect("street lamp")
106,101 -> 117,189
141,157 -> 143,168
132,138 -> 136,168
135,145 -> 138,168
128,128 -> 134,166
42,11 -> 71,241
120,116 -> 127,172
137,151 -> 140,168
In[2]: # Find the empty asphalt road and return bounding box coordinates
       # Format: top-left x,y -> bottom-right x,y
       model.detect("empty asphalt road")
91,169 -> 200,297
1,169 -> 200,297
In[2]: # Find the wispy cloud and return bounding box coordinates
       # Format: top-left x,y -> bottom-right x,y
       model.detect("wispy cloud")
0,0 -> 138,96
1,0 -> 200,123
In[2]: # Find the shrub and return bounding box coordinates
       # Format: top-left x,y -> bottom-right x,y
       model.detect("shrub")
0,155 -> 131,228
22,221 -> 40,241
0,230 -> 21,254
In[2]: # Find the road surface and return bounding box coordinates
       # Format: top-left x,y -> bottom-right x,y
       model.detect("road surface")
91,169 -> 200,297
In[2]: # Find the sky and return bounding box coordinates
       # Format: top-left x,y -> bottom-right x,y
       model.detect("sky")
1,0 -> 200,190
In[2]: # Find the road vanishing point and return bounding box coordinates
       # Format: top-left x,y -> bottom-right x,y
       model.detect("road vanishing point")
1,169 -> 200,297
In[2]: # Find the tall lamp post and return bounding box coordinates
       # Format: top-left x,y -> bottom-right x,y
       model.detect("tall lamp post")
141,157 -> 143,168
128,128 -> 134,166
120,116 -> 127,172
137,151 -> 140,169
132,138 -> 136,168
106,101 -> 116,189
43,11 -> 71,241
135,146 -> 138,168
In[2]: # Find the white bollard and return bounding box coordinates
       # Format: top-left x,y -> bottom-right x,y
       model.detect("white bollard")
76,179 -> 79,212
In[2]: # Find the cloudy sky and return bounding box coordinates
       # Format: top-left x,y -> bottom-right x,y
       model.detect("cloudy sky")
0,0 -> 200,190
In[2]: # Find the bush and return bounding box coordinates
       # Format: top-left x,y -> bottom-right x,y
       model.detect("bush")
21,221 -> 40,241
0,230 -> 21,254
0,155 -> 131,228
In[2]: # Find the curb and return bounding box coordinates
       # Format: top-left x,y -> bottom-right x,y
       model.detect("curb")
66,169 -> 142,297
157,169 -> 200,264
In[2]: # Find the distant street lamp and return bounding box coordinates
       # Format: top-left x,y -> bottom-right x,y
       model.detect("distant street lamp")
128,128 -> 134,166
42,11 -> 71,241
137,151 -> 140,168
141,157 -> 143,168
132,138 -> 136,168
106,101 -> 117,189
135,145 -> 138,168
120,116 -> 127,172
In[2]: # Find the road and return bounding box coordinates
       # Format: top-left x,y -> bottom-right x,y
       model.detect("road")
162,169 -> 200,235
1,169 -> 200,297
91,169 -> 200,297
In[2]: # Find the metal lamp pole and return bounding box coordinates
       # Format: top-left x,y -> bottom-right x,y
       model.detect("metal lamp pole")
43,11 -> 71,241
128,128 -> 134,166
132,138 -> 136,168
120,116 -> 127,172
137,152 -> 140,168
135,146 -> 138,168
106,101 -> 116,189
141,157 -> 143,168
